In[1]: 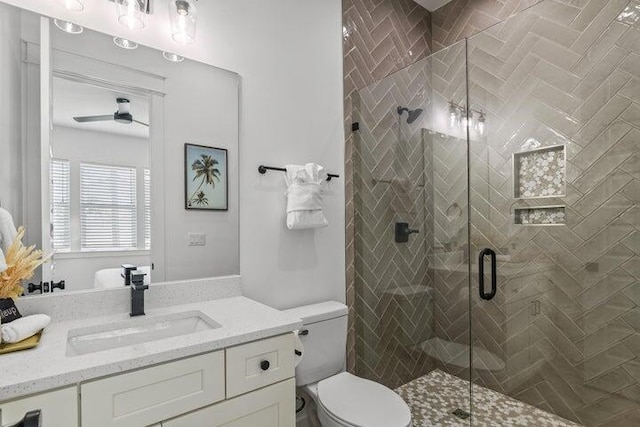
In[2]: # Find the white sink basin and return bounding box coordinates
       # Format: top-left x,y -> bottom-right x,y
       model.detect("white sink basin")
66,311 -> 220,357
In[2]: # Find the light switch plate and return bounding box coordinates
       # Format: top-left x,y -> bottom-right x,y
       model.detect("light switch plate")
188,233 -> 206,246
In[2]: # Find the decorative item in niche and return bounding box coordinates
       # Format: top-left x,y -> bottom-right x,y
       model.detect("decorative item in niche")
514,206 -> 566,226
513,145 -> 566,199
184,143 -> 228,211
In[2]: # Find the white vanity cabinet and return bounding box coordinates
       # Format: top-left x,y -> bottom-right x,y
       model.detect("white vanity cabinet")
0,387 -> 78,427
1,333 -> 296,427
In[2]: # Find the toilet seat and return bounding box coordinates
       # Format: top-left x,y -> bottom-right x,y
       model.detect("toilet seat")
316,372 -> 412,427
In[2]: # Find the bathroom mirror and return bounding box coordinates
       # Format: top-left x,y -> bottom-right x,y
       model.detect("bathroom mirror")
0,2 -> 240,295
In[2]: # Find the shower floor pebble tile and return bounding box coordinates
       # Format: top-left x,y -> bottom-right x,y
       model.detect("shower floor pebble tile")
395,370 -> 583,427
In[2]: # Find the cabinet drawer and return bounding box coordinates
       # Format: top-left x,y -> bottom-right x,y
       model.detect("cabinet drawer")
226,333 -> 295,398
0,387 -> 78,427
163,378 -> 295,427
81,351 -> 224,427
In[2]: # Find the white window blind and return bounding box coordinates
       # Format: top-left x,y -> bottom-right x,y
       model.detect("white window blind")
80,163 -> 137,250
144,168 -> 151,250
50,159 -> 70,250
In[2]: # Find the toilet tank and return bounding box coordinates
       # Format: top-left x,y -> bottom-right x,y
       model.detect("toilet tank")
284,301 -> 348,387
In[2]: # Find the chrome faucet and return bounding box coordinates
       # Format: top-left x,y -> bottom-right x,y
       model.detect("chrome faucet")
129,270 -> 148,317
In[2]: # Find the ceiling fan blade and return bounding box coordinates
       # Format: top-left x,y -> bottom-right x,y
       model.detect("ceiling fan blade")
133,119 -> 149,127
73,115 -> 113,123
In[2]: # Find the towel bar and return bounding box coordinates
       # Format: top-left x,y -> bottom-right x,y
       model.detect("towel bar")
258,165 -> 339,181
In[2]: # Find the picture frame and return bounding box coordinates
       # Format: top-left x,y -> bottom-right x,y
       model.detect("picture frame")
184,143 -> 228,211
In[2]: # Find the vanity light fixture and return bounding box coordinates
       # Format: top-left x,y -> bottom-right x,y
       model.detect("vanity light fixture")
115,0 -> 149,30
54,0 -> 84,12
169,0 -> 198,45
162,51 -> 184,62
113,37 -> 138,49
54,19 -> 84,34
449,100 -> 487,135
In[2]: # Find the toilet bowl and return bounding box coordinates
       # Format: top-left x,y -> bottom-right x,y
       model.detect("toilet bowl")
284,302 -> 412,427
305,372 -> 412,427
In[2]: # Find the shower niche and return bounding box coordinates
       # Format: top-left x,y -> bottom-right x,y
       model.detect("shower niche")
514,206 -> 566,226
513,144 -> 566,199
513,145 -> 567,226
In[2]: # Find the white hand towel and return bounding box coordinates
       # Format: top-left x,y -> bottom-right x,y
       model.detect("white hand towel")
284,163 -> 329,230
0,207 -> 18,255
1,314 -> 51,343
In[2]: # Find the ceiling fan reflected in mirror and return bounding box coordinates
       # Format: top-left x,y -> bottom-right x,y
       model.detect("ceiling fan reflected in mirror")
73,98 -> 149,127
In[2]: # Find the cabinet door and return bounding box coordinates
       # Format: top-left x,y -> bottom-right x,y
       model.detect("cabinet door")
163,379 -> 295,427
81,351 -> 224,427
0,387 -> 78,427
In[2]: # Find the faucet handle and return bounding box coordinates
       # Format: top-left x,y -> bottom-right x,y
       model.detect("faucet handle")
130,271 -> 148,290
121,264 -> 138,286
121,264 -> 137,275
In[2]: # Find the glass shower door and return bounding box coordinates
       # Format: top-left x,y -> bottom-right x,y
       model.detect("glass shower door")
467,1 -> 640,425
352,39 -> 473,425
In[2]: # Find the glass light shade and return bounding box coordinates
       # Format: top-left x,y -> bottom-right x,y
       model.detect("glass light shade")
116,0 -> 147,30
462,109 -> 472,129
449,102 -> 459,128
162,51 -> 185,62
113,37 -> 138,49
169,0 -> 198,45
54,0 -> 84,12
54,19 -> 83,34
477,112 -> 486,136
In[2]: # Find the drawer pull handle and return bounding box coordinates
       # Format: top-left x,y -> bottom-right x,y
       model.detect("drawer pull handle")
260,360 -> 270,371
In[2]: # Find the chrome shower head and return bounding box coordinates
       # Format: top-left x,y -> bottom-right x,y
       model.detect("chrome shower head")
397,106 -> 423,124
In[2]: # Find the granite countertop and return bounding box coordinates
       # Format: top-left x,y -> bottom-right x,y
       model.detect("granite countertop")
0,296 -> 302,401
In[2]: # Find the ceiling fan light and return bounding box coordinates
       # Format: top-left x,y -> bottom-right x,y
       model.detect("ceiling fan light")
162,51 -> 184,62
54,19 -> 84,34
53,0 -> 84,12
116,0 -> 148,30
169,0 -> 197,45
113,37 -> 138,49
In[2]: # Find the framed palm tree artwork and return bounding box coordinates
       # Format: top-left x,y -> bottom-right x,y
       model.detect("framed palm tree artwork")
184,143 -> 228,210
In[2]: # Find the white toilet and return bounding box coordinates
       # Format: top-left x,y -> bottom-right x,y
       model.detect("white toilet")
285,301 -> 412,427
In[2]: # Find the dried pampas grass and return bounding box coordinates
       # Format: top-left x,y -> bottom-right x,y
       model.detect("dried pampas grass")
0,227 -> 50,300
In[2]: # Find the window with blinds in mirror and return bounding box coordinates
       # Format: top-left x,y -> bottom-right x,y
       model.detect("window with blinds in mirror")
49,162 -> 150,253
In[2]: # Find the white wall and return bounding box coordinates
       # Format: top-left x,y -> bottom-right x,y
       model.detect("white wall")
0,0 -> 346,309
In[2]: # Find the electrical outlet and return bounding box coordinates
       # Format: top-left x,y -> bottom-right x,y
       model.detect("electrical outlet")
188,233 -> 206,246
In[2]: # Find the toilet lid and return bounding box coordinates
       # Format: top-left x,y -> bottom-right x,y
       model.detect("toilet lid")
317,372 -> 411,427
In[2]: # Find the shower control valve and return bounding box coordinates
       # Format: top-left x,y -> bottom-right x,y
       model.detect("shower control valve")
395,222 -> 419,243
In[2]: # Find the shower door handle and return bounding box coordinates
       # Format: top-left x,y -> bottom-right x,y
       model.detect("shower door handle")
478,248 -> 497,301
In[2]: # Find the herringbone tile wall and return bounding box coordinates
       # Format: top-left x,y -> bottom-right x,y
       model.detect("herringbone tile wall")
343,0 -> 433,372
459,0 -> 640,425
431,0 -> 545,52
